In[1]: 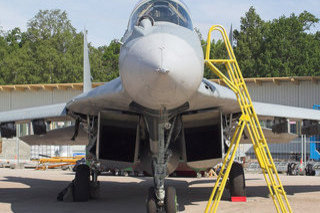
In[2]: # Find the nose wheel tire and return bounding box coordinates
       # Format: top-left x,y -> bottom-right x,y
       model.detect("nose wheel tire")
165,186 -> 178,213
73,164 -> 90,202
146,187 -> 157,213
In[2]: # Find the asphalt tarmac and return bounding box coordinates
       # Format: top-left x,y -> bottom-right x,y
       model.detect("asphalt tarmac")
0,169 -> 319,213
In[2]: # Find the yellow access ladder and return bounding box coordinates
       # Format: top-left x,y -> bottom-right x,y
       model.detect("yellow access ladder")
204,25 -> 293,213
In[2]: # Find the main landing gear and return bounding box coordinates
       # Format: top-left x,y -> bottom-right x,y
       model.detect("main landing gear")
228,162 -> 246,197
57,164 -> 100,202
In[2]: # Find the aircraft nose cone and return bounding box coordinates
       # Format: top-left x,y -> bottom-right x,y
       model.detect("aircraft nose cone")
120,33 -> 203,110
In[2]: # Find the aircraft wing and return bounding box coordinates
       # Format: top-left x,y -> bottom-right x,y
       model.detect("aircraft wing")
188,79 -> 240,114
20,126 -> 88,146
190,79 -> 320,121
188,79 -> 320,144
0,78 -> 132,124
253,102 -> 320,121
66,77 -> 133,116
240,127 -> 298,144
0,77 -> 133,144
0,31 -> 133,144
0,103 -> 68,123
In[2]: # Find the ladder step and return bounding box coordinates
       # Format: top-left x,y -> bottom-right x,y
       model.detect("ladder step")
265,181 -> 271,187
274,185 -> 286,196
277,189 -> 285,195
237,82 -> 245,87
256,142 -> 266,147
260,164 -> 273,170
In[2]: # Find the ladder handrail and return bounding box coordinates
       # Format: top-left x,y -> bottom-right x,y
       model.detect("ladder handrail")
204,25 -> 293,213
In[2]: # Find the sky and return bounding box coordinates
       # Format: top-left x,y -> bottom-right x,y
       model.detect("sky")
0,0 -> 319,47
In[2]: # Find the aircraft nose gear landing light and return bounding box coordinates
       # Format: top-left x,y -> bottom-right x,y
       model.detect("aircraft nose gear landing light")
204,25 -> 293,213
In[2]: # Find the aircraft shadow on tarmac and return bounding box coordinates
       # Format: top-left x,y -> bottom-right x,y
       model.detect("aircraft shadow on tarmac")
0,176 -> 320,213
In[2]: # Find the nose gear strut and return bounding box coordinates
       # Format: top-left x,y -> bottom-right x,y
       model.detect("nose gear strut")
130,102 -> 188,213
145,109 -> 177,212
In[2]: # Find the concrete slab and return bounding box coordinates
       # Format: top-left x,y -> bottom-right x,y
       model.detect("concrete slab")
0,169 -> 319,213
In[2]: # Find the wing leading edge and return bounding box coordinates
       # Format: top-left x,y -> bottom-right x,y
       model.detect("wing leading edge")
0,103 -> 67,123
191,79 -> 320,121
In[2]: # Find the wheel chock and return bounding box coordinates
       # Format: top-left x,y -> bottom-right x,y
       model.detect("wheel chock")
231,196 -> 247,202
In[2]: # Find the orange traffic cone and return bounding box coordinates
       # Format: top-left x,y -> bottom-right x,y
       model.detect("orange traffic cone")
299,159 -> 303,172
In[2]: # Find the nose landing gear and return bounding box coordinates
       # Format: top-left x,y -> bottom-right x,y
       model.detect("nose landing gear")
130,103 -> 188,213
144,113 -> 181,212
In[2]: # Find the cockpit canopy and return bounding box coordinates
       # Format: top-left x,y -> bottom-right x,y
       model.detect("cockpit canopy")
129,0 -> 193,30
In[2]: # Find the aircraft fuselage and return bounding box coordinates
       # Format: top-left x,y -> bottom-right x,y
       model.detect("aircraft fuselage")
119,11 -> 204,110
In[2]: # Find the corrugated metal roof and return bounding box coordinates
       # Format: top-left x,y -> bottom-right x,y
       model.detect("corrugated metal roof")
0,76 -> 319,92
0,83 -> 104,92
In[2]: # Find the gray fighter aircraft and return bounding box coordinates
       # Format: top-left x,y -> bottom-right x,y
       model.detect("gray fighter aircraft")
1,0 -> 320,212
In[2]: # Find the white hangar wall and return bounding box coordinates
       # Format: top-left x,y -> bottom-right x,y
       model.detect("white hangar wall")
247,80 -> 320,109
0,88 -> 82,112
0,77 -> 320,112
0,77 -> 320,162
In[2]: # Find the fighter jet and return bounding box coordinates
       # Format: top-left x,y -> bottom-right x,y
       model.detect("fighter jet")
1,0 -> 320,212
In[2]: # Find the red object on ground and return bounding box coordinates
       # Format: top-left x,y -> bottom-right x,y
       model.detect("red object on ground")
231,197 -> 247,202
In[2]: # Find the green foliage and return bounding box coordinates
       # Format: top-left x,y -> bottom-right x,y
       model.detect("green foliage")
90,40 -> 120,83
0,8 -> 319,85
0,9 -> 120,85
233,7 -> 320,77
0,31 -> 8,84
233,7 -> 265,77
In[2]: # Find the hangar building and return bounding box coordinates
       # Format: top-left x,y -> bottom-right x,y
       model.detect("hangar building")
0,77 -> 320,162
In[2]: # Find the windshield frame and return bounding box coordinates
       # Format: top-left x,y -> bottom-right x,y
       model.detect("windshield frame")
128,0 -> 193,31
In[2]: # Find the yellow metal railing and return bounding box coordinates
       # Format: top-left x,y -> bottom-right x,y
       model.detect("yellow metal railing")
204,25 -> 293,213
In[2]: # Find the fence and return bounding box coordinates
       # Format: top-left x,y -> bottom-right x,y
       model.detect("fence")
30,145 -> 86,159
244,138 -> 320,162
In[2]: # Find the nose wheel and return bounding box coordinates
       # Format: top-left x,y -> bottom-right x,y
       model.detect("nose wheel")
165,187 -> 178,213
146,187 -> 178,213
146,187 -> 157,213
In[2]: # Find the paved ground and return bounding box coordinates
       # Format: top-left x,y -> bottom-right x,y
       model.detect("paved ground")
0,169 -> 319,213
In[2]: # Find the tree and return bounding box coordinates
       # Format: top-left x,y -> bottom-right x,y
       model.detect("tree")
0,30 -> 8,84
0,9 -> 121,85
259,11 -> 320,77
24,9 -> 83,84
27,9 -> 76,41
233,7 -> 320,77
233,7 -> 265,77
1,8 -> 319,85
